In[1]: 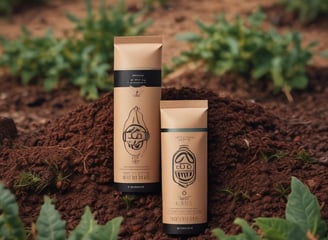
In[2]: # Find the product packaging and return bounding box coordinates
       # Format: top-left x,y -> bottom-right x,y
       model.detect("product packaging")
160,100 -> 208,235
113,36 -> 162,193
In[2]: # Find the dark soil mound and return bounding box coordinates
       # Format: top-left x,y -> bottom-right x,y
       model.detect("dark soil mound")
0,87 -> 327,239
0,117 -> 17,145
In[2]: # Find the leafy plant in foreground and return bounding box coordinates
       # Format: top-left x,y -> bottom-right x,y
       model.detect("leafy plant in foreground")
279,0 -> 328,24
212,176 -> 328,240
0,0 -> 152,100
0,182 -> 123,239
165,10 -> 316,101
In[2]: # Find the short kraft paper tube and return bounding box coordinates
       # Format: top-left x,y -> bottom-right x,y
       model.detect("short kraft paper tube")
160,100 -> 208,235
114,36 -> 162,193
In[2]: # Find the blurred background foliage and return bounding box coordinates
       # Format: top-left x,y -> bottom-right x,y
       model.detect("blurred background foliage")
0,0 -> 327,100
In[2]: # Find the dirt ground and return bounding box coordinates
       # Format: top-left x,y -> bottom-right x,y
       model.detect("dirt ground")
0,0 -> 327,239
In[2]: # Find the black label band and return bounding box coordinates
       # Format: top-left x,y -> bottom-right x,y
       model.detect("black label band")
163,223 -> 207,235
114,182 -> 161,193
114,70 -> 161,87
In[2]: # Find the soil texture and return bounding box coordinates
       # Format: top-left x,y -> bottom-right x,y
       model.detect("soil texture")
0,0 -> 328,239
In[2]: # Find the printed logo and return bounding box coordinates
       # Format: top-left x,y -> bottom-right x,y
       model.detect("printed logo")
122,106 -> 149,161
172,145 -> 196,188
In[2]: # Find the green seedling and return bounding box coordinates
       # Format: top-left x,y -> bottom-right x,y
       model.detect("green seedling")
274,182 -> 290,200
165,9 -> 316,102
45,160 -> 72,190
260,149 -> 287,162
296,149 -> 316,163
14,160 -> 72,193
14,171 -> 49,193
122,194 -> 136,210
220,186 -> 250,202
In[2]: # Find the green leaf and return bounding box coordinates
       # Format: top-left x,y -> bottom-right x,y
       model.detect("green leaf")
287,223 -> 307,240
288,75 -> 308,90
68,207 -> 123,240
43,77 -> 59,91
68,207 -> 99,240
212,228 -> 240,240
226,37 -> 239,55
286,177 -> 327,237
271,57 -> 284,89
234,218 -> 260,240
255,217 -> 293,240
252,60 -> 271,79
306,41 -> 318,49
0,182 -> 26,240
96,217 -> 123,240
320,50 -> 328,59
66,12 -> 81,24
212,218 -> 260,240
176,32 -> 201,42
36,196 -> 66,240
248,7 -> 265,28
82,84 -> 99,100
21,70 -> 36,85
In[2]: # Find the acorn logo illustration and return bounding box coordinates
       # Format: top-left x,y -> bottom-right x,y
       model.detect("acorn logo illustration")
172,145 -> 196,188
123,106 -> 149,158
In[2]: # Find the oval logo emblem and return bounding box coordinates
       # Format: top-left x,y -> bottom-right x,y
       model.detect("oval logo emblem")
172,145 -> 196,188
123,106 -> 149,159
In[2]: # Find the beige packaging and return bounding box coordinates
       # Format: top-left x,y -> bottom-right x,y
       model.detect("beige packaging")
114,36 -> 162,192
160,100 -> 208,235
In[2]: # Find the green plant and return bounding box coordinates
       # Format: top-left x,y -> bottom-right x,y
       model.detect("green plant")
165,9 -> 316,101
65,0 -> 152,99
321,50 -> 328,59
279,0 -> 328,23
0,181 -> 123,239
220,186 -> 250,202
14,171 -> 47,193
0,182 -> 27,239
0,27 -> 67,90
212,176 -> 328,240
0,0 -> 152,100
260,150 -> 287,162
14,160 -> 72,193
296,150 -> 316,163
45,160 -> 72,190
122,194 -> 136,210
274,182 -> 290,199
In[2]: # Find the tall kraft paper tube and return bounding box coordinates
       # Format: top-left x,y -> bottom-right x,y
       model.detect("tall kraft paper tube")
114,36 -> 162,193
160,100 -> 208,235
